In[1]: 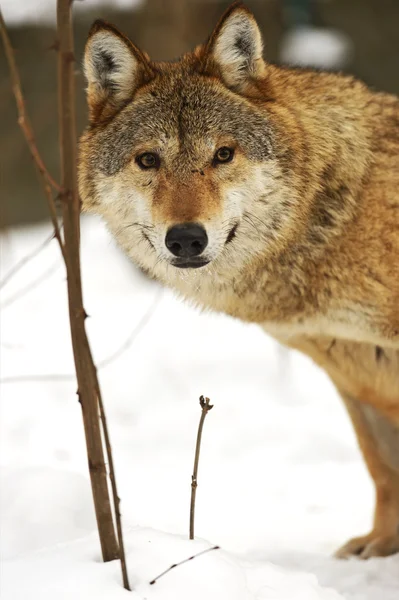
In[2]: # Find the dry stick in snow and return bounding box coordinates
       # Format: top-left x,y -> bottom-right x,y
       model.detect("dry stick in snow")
97,380 -> 130,590
190,395 -> 214,540
149,545 -> 220,585
56,0 -> 123,567
1,2 -> 126,572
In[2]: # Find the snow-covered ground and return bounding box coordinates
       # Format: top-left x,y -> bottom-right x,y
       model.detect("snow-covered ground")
1,218 -> 398,599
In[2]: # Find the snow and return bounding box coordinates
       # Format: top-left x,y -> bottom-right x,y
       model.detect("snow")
1,217 -> 399,599
2,528 -> 346,600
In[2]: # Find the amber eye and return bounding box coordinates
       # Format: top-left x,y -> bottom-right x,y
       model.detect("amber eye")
136,152 -> 160,169
213,147 -> 234,165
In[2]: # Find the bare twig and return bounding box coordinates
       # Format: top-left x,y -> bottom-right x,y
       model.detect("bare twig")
56,0 -> 119,564
149,545 -> 220,585
1,0 -> 126,572
0,232 -> 55,290
96,287 -> 163,369
0,12 -> 62,194
97,379 -> 131,591
0,10 -> 66,261
0,288 -> 162,383
190,395 -> 214,540
1,261 -> 61,309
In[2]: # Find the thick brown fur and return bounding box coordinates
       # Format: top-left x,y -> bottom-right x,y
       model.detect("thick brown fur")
79,3 -> 399,558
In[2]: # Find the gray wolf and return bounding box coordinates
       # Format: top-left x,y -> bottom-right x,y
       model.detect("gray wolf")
79,2 -> 399,558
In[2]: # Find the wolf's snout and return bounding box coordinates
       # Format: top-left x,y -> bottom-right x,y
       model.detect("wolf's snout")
165,224 -> 208,258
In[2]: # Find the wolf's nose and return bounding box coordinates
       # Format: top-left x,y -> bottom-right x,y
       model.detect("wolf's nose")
165,223 -> 208,258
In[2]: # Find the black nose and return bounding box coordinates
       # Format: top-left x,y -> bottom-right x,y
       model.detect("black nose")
165,223 -> 208,258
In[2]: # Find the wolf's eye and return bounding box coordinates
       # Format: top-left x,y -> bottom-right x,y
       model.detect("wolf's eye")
136,152 -> 160,169
213,147 -> 234,165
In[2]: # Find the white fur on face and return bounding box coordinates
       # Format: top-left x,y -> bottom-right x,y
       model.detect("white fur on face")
95,167 -> 240,270
84,30 -> 138,104
92,155 -> 294,301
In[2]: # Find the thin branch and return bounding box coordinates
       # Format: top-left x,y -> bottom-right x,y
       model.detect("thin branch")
0,289 -> 162,384
96,287 -> 163,369
0,10 -> 66,262
56,0 -> 119,563
190,395 -> 213,541
1,261 -> 61,309
43,182 -> 67,263
1,0 -> 120,566
149,545 -> 220,586
0,12 -> 62,194
0,232 -> 55,290
97,378 -> 131,591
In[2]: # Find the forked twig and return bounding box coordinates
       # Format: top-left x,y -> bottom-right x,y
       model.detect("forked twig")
190,395 -> 213,540
149,545 -> 220,585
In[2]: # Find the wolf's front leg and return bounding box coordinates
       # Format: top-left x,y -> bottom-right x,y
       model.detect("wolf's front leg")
335,392 -> 399,559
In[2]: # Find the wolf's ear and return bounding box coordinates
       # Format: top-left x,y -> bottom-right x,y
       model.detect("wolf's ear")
203,3 -> 265,89
83,20 -> 153,123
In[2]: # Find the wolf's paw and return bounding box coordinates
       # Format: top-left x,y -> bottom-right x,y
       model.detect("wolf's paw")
335,532 -> 399,559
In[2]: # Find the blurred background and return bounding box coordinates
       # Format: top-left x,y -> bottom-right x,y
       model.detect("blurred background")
1,0 -> 399,229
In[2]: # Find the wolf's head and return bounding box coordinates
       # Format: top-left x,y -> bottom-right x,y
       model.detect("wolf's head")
79,3 -> 314,289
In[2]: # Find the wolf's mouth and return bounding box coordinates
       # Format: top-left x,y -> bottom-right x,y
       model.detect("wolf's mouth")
171,258 -> 210,269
